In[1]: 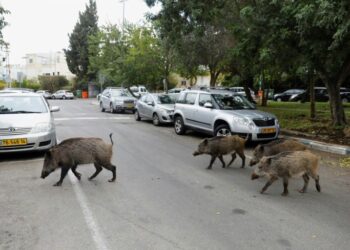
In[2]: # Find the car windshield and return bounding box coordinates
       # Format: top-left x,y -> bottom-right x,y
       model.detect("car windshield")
156,95 -> 174,104
0,96 -> 48,114
111,90 -> 131,97
213,94 -> 255,110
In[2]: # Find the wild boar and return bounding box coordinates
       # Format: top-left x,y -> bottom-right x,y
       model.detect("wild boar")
251,150 -> 321,196
193,135 -> 247,169
41,133 -> 116,186
249,139 -> 307,166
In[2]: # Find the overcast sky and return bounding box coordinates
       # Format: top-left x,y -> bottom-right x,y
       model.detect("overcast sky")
0,0 -> 158,64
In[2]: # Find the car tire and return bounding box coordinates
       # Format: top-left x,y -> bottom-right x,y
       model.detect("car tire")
153,113 -> 160,126
214,124 -> 232,137
62,95 -> 66,100
100,102 -> 105,112
110,103 -> 115,113
174,116 -> 186,135
135,110 -> 141,121
342,98 -> 348,103
277,98 -> 282,102
52,95 -> 55,99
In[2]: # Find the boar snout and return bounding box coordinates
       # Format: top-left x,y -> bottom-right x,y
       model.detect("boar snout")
193,151 -> 201,156
41,171 -> 49,179
251,172 -> 260,180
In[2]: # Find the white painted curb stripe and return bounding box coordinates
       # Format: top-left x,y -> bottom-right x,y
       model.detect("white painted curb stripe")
57,139 -> 109,250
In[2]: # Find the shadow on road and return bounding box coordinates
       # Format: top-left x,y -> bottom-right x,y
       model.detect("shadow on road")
0,151 -> 46,163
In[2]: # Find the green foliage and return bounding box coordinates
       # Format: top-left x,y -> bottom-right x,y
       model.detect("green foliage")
0,5 -> 9,46
38,76 -> 69,92
0,80 -> 6,90
64,0 -> 99,84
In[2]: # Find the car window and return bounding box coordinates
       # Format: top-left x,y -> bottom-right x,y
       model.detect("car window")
0,96 -> 48,114
184,93 -> 197,105
176,92 -> 186,104
140,95 -> 147,102
213,94 -> 255,110
198,94 -> 213,106
145,95 -> 154,104
156,95 -> 174,104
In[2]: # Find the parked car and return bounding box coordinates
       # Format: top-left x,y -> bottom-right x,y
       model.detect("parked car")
36,90 -> 52,99
289,87 -> 329,102
0,91 -> 59,153
273,89 -> 304,102
168,88 -> 186,93
135,93 -> 175,126
52,90 -> 74,99
173,89 -> 279,141
100,88 -> 136,113
229,87 -> 255,97
130,85 -> 148,97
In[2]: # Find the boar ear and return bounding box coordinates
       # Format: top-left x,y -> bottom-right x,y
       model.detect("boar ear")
259,145 -> 264,152
45,149 -> 52,158
266,157 -> 272,164
203,138 -> 208,145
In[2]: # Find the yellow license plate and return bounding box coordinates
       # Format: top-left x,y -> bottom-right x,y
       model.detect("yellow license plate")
261,128 -> 276,134
0,138 -> 28,146
127,104 -> 134,108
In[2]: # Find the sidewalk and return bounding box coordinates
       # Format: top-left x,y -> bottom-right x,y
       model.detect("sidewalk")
281,129 -> 350,155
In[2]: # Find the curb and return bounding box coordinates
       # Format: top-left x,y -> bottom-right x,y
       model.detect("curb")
280,134 -> 350,156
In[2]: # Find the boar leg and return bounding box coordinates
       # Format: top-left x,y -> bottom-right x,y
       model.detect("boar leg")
281,177 -> 289,196
71,165 -> 81,180
260,176 -> 278,194
309,172 -> 321,192
236,149 -> 246,168
218,155 -> 226,168
227,153 -> 236,167
53,167 -> 70,186
103,164 -> 116,182
299,174 -> 309,193
89,163 -> 103,180
207,156 -> 217,169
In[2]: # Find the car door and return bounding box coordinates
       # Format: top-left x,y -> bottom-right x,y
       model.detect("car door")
193,93 -> 216,131
182,92 -> 198,127
143,95 -> 155,119
137,95 -> 148,117
101,90 -> 110,109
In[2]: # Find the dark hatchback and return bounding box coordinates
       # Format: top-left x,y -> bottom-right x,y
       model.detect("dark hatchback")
273,89 -> 304,102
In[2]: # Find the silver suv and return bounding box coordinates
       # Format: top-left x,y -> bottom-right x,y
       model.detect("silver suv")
100,88 -> 136,113
173,90 -> 279,141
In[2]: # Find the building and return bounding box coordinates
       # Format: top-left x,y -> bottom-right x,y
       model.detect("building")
23,51 -> 75,80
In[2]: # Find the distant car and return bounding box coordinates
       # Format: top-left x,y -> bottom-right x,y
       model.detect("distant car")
168,88 -> 186,93
289,87 -> 329,102
52,90 -> 74,99
130,85 -> 148,97
100,88 -> 136,113
135,93 -> 175,126
229,87 -> 256,101
273,89 -> 304,102
36,90 -> 52,99
173,89 -> 279,141
0,91 -> 59,153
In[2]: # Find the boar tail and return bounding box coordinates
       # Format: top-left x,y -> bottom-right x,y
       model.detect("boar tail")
109,133 -> 114,145
244,134 -> 250,143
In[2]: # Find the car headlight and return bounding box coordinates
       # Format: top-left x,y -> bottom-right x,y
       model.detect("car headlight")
233,117 -> 255,129
31,122 -> 53,133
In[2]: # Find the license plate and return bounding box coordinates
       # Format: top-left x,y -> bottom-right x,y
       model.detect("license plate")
0,138 -> 28,146
261,128 -> 276,134
127,104 -> 134,108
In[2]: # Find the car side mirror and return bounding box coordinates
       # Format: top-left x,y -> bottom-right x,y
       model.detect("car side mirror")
50,106 -> 60,112
147,101 -> 154,106
204,102 -> 213,109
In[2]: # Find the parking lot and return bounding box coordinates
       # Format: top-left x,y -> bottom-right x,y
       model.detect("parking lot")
1,99 -> 350,250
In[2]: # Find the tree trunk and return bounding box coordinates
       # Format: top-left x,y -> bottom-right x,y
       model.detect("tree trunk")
325,82 -> 346,126
309,76 -> 315,119
209,67 -> 220,87
242,77 -> 255,103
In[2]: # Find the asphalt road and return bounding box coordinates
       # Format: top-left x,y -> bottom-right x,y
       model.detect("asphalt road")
1,99 -> 350,250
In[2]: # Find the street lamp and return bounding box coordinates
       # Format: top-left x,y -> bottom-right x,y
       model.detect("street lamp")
119,0 -> 127,36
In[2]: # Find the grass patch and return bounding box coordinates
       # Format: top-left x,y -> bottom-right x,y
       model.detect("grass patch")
258,101 -> 350,134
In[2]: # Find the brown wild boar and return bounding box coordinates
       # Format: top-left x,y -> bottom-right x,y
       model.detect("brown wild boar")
193,135 -> 247,169
41,133 -> 116,186
249,139 -> 307,166
251,150 -> 321,196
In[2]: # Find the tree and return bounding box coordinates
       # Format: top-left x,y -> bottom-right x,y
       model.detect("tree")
0,5 -> 9,46
64,0 -> 98,85
38,76 -> 69,92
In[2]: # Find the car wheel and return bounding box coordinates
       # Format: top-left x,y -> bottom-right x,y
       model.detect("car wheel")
342,98 -> 348,103
214,124 -> 232,137
62,95 -> 66,100
110,103 -> 115,113
174,116 -> 186,135
277,97 -> 282,102
153,113 -> 160,126
52,95 -> 55,99
134,110 -> 141,121
100,102 -> 105,112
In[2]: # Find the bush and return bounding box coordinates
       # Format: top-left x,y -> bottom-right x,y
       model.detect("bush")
38,75 -> 69,92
